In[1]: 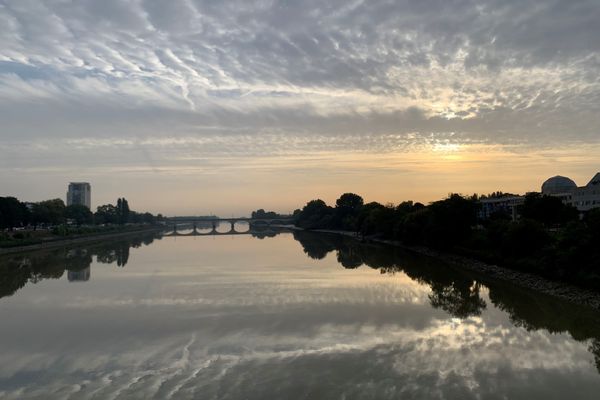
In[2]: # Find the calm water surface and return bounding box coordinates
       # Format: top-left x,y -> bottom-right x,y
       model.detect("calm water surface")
1,231 -> 600,399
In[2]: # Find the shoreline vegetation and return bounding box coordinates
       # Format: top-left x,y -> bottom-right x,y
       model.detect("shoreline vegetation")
286,191 -> 600,308
0,196 -> 165,252
3,190 -> 600,310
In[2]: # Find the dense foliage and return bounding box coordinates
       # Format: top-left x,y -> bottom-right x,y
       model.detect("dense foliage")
0,196 -> 163,231
250,209 -> 290,219
295,192 -> 600,290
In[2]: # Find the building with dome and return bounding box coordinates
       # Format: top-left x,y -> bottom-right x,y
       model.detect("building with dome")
541,176 -> 577,195
478,172 -> 600,221
541,173 -> 600,212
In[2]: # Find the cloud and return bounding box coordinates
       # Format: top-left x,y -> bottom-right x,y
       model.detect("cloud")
1,0 -> 599,210
1,0 -> 599,144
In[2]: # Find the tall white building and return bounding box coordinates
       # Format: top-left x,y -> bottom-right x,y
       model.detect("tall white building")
541,173 -> 600,212
67,182 -> 91,209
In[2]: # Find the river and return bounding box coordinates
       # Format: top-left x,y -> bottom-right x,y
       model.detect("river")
1,230 -> 599,399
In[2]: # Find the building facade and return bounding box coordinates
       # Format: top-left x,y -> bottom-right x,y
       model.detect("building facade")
541,173 -> 600,213
478,195 -> 524,221
66,182 -> 91,209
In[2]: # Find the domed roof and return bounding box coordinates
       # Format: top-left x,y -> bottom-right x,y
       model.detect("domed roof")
541,176 -> 577,194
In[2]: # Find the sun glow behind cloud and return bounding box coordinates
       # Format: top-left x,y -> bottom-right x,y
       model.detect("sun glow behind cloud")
1,0 -> 599,213
4,133 -> 599,214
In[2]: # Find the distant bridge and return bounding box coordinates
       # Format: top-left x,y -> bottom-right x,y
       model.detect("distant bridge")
162,217 -> 295,236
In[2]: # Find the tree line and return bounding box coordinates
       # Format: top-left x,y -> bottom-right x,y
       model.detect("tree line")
250,209 -> 291,219
294,192 -> 600,290
0,196 -> 163,230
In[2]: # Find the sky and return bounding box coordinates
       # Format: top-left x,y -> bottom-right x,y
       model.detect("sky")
1,0 -> 599,216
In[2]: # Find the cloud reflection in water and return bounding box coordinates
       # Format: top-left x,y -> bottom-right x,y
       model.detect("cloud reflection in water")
0,232 -> 599,399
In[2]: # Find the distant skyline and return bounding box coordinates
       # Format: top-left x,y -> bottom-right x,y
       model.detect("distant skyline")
1,1 -> 599,215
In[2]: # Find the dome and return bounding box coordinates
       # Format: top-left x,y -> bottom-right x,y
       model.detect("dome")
541,176 -> 577,195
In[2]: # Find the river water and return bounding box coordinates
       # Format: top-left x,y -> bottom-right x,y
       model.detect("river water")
1,230 -> 600,399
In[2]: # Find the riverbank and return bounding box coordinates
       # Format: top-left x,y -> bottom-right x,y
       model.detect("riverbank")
305,228 -> 600,311
0,226 -> 163,256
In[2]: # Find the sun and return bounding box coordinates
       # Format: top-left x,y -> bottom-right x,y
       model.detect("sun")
429,142 -> 463,161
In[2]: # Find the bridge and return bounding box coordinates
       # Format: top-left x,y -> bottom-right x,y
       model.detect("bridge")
163,217 -> 295,236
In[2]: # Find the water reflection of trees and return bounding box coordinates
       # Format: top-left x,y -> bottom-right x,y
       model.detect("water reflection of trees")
250,227 -> 280,240
485,279 -> 600,374
0,233 -> 161,298
293,231 -> 487,318
293,231 -> 600,372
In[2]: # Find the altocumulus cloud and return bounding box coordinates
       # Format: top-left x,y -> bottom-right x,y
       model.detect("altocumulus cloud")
1,0 -> 600,210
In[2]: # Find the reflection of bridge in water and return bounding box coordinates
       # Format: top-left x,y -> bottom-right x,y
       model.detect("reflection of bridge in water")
163,217 -> 295,236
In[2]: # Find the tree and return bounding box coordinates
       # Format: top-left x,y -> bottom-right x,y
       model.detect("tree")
95,204 -> 118,225
140,212 -> 155,224
335,193 -> 364,231
584,208 -> 600,240
116,198 -> 130,224
521,193 -> 579,227
31,199 -> 65,226
502,219 -> 551,260
0,197 -> 30,230
296,199 -> 335,229
251,209 -> 280,219
424,194 -> 478,249
65,204 -> 93,226
335,193 -> 364,211
399,208 -> 430,245
357,202 -> 385,236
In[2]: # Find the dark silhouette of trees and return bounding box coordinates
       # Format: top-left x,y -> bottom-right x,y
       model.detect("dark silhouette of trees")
1,196 -> 162,248
116,198 -> 130,224
95,198 -> 157,226
521,193 -> 579,226
503,220 -> 551,259
296,199 -> 335,229
293,191 -> 600,290
94,204 -> 118,224
334,193 -> 364,231
424,194 -> 478,248
65,204 -> 93,226
251,209 -> 287,219
358,202 -> 396,237
0,197 -> 29,229
31,199 -> 66,226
